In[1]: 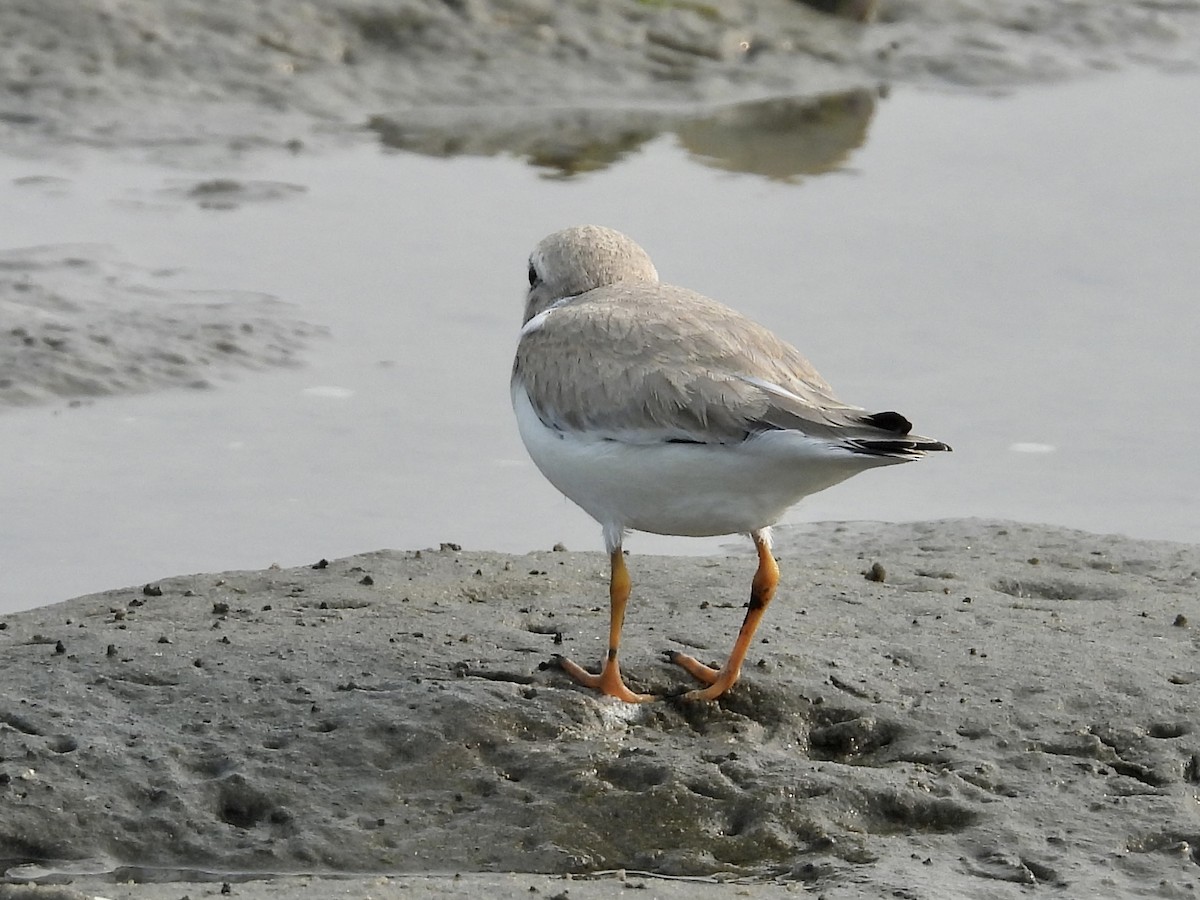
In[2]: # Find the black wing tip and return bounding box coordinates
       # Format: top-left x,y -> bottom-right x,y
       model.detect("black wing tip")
858,410 -> 952,454
861,410 -> 913,435
848,437 -> 952,458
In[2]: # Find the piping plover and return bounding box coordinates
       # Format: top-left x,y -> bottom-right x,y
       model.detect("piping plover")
512,225 -> 950,702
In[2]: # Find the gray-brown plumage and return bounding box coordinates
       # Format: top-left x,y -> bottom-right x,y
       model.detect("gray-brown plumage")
511,224 -> 949,703
516,226 -> 948,458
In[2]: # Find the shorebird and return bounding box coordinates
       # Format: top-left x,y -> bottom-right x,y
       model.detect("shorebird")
512,225 -> 949,702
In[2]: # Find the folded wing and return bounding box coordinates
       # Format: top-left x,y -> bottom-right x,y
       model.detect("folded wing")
513,282 -> 950,457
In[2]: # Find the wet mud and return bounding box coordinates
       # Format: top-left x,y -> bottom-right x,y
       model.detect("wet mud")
2,521 -> 1198,896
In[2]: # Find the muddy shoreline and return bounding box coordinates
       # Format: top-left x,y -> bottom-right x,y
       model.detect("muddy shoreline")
3,520 -> 1199,897
4,1 -> 1199,155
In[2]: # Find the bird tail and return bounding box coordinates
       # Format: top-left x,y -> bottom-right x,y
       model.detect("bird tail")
844,410 -> 952,459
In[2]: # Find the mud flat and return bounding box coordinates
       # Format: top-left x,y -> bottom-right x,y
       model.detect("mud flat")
0,244 -> 325,409
2,520 -> 1198,898
2,0 -> 1199,154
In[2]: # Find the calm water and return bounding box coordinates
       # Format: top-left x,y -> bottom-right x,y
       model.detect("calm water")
1,71 -> 1197,614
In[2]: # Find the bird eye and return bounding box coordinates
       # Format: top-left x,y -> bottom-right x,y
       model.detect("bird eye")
528,263 -> 539,288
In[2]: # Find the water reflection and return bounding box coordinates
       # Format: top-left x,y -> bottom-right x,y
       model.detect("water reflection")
676,91 -> 875,180
367,88 -> 877,181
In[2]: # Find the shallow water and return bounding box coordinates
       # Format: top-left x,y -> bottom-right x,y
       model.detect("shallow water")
0,71 -> 1197,614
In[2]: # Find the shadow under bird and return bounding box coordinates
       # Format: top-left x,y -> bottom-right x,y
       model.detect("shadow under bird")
511,225 -> 950,703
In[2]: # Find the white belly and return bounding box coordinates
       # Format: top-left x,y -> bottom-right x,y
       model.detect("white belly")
512,384 -> 890,541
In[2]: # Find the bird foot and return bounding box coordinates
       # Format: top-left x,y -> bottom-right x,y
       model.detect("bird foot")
550,654 -> 656,703
664,649 -> 741,701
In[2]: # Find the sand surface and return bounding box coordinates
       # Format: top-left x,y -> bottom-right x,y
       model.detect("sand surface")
3,520 -> 1199,897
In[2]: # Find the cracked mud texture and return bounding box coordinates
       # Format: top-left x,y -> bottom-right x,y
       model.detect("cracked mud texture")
2,521 -> 1198,897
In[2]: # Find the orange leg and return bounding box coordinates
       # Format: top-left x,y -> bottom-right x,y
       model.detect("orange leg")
554,548 -> 656,703
668,529 -> 779,701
